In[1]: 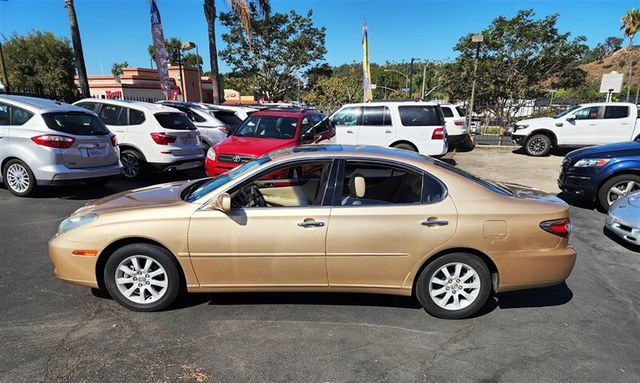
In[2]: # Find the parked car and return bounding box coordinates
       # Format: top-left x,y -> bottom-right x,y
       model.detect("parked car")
156,101 -> 243,151
203,104 -> 258,121
204,108 -> 334,176
511,102 -> 640,156
558,139 -> 640,210
330,101 -> 448,156
0,95 -> 120,197
49,144 -> 576,319
606,191 -> 640,246
74,99 -> 203,178
439,103 -> 474,151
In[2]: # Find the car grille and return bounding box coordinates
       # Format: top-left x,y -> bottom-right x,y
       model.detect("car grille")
218,154 -> 256,164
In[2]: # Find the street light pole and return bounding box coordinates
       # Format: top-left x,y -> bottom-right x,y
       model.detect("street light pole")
383,69 -> 409,96
177,50 -> 184,101
466,34 -> 484,130
408,58 -> 417,98
421,64 -> 428,100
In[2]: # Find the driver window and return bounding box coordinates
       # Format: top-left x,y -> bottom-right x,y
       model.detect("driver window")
230,161 -> 332,208
331,106 -> 361,126
573,106 -> 600,120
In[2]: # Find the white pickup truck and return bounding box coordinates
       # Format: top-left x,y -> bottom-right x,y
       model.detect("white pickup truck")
511,102 -> 640,156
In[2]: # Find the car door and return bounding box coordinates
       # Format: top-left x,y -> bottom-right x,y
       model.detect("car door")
562,106 -> 601,145
188,159 -> 335,287
357,106 -> 394,147
97,103 -> 129,142
0,103 -> 9,161
330,106 -> 362,145
602,105 -> 633,142
325,160 -> 457,289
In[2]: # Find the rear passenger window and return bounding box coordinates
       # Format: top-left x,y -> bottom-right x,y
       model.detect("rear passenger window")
129,109 -> 145,125
99,105 -> 126,125
10,106 -> 33,125
76,102 -> 100,112
604,106 -> 629,119
362,106 -> 391,126
189,110 -> 207,123
441,107 -> 454,118
0,104 -> 8,125
398,106 -> 442,126
339,162 -> 423,206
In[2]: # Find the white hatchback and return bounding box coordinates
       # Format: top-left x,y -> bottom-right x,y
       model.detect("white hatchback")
74,99 -> 203,178
330,101 -> 448,156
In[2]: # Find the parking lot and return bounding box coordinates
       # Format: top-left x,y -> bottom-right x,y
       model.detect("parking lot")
1,148 -> 639,383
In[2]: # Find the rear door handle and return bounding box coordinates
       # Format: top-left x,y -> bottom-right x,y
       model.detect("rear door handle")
298,220 -> 325,228
421,220 -> 448,227
385,130 -> 392,134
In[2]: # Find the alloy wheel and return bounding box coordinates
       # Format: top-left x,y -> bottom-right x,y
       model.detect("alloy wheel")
114,255 -> 168,304
528,137 -> 546,155
607,180 -> 640,205
6,163 -> 30,193
429,262 -> 481,310
121,153 -> 140,178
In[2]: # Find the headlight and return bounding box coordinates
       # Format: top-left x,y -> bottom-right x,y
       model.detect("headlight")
58,214 -> 98,235
573,158 -> 611,167
206,146 -> 216,160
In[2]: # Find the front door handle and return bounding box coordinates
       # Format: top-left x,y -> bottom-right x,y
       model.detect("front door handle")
346,130 -> 354,134
385,130 -> 392,134
298,220 -> 325,228
421,219 -> 449,227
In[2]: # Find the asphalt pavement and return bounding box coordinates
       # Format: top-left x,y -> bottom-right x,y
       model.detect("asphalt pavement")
1,153 -> 639,383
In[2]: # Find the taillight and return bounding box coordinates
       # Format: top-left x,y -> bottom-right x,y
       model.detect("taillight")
110,135 -> 118,147
431,127 -> 445,140
31,134 -> 75,149
150,132 -> 177,145
219,126 -> 232,136
540,218 -> 572,238
454,120 -> 465,126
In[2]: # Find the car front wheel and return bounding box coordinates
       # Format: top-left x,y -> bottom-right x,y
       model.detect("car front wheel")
598,174 -> 640,210
525,134 -> 552,156
104,244 -> 181,312
415,253 -> 492,319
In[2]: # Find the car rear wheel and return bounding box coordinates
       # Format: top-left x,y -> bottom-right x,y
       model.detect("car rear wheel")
598,174 -> 640,210
525,134 -> 551,156
392,143 -> 417,152
3,159 -> 37,197
415,253 -> 492,319
104,244 -> 181,312
120,150 -> 144,179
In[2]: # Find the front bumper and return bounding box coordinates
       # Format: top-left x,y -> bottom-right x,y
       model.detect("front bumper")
557,166 -> 598,200
48,234 -> 100,288
511,134 -> 527,146
606,206 -> 640,245
34,163 -> 122,185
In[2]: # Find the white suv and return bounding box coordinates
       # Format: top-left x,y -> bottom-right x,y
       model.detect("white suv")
439,103 -> 474,151
74,99 -> 203,178
330,101 -> 447,156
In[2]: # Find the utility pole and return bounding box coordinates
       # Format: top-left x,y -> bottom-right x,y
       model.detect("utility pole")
421,64 -> 428,100
408,58 -> 416,98
0,41 -> 10,93
466,34 -> 484,130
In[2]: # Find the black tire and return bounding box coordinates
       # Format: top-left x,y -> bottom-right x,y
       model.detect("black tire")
597,174 -> 640,211
525,134 -> 552,157
85,176 -> 111,186
120,149 -> 144,179
2,159 -> 37,197
456,135 -> 475,152
103,244 -> 181,312
415,252 -> 492,319
392,143 -> 417,152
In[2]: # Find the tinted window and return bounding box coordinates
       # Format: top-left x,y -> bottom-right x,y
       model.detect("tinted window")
76,102 -> 100,112
189,109 -> 207,123
455,107 -> 466,117
574,106 -> 600,120
331,106 -> 361,126
11,106 -> 33,125
98,104 -> 126,125
42,112 -> 111,136
0,103 -> 8,125
129,109 -> 145,125
441,107 -> 454,118
604,106 -> 629,119
399,106 -> 442,126
212,111 -> 242,127
234,115 -> 298,139
154,113 -> 197,130
362,106 -> 391,126
339,162 -> 422,205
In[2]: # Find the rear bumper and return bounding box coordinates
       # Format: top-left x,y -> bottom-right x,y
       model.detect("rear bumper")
557,169 -> 598,201
416,139 -> 448,157
148,158 -> 204,172
32,163 -> 122,185
447,133 -> 473,149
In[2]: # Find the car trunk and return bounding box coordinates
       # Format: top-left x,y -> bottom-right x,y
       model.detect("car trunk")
61,135 -> 118,169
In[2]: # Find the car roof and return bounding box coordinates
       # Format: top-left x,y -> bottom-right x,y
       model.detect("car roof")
75,98 -> 182,114
251,108 -> 322,118
269,144 -> 433,165
0,95 -> 90,114
341,100 -> 440,108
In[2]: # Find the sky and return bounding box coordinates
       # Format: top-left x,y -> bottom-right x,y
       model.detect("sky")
0,0 -> 638,75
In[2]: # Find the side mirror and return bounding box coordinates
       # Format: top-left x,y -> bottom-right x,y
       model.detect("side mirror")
209,192 -> 231,213
566,115 -> 576,122
300,131 -> 315,141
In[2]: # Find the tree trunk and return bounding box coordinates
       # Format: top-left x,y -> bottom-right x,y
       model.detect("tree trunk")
65,0 -> 90,98
627,36 -> 634,102
204,0 -> 222,104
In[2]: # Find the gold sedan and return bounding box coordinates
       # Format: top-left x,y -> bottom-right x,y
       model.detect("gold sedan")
49,145 -> 576,319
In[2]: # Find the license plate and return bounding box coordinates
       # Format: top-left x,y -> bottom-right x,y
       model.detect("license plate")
87,148 -> 107,157
180,137 -> 195,144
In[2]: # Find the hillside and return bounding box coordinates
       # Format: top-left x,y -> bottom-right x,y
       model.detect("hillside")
581,46 -> 640,86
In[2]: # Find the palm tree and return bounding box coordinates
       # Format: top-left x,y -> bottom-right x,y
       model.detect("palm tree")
203,0 -> 270,104
64,0 -> 90,98
621,8 -> 640,101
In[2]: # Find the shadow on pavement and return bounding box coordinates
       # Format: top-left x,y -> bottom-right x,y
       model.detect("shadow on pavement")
510,146 -> 573,158
496,282 -> 573,309
603,227 -> 640,253
557,191 -> 597,212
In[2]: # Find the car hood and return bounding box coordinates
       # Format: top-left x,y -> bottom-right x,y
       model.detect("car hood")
567,140 -> 640,160
517,117 -> 554,126
73,181 -> 188,215
495,181 -> 568,205
215,135 -> 296,156
627,191 -> 640,208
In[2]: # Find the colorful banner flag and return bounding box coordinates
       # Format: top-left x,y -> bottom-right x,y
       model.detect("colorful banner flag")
150,0 -> 172,99
362,19 -> 373,102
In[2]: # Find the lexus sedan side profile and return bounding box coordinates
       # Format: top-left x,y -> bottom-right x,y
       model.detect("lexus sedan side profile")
49,145 -> 576,319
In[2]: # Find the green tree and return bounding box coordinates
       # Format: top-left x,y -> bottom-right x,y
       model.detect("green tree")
220,6 -> 326,101
583,36 -> 623,63
148,37 -> 182,65
303,75 -> 360,111
2,31 -> 76,99
621,8 -> 640,101
444,9 -> 588,127
204,0 -> 270,104
64,0 -> 89,97
111,61 -> 128,82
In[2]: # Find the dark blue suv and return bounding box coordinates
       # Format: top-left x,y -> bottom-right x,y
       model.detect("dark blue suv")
558,139 -> 640,210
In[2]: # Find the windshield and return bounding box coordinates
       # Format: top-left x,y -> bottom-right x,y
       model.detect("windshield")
234,115 -> 298,139
42,112 -> 110,136
184,156 -> 272,202
434,160 -> 512,196
553,105 -> 580,119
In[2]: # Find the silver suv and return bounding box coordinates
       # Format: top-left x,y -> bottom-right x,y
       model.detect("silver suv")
0,95 -> 121,197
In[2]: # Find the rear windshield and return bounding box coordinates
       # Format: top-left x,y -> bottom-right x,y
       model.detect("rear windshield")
154,113 -> 197,130
455,107 -> 466,117
213,111 -> 243,127
42,112 -> 110,136
234,115 -> 298,139
434,160 -> 512,196
398,106 -> 442,126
